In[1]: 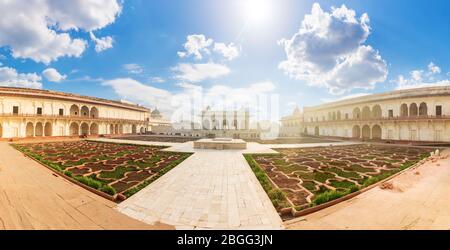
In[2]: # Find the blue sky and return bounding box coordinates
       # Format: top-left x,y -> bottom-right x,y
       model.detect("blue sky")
1,0 -> 450,120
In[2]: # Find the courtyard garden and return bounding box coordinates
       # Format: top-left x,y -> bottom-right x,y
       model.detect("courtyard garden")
116,135 -> 198,143
13,141 -> 192,200
246,136 -> 337,144
245,144 -> 432,218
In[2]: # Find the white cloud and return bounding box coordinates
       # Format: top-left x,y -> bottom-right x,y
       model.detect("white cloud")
103,78 -> 278,123
393,62 -> 450,90
0,67 -> 42,88
428,62 -> 441,75
278,3 -> 387,95
0,0 -> 121,64
151,77 -> 165,83
102,78 -> 172,110
123,63 -> 144,74
46,0 -> 122,31
213,43 -> 240,60
42,68 -> 67,82
321,92 -> 370,103
177,34 -> 213,60
178,34 -> 241,61
172,63 -> 230,82
89,32 -> 114,52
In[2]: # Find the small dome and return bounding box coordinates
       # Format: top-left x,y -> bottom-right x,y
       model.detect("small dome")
151,108 -> 160,115
293,106 -> 301,116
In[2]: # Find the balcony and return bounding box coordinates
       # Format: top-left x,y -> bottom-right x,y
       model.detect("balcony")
0,113 -> 146,124
305,115 -> 449,124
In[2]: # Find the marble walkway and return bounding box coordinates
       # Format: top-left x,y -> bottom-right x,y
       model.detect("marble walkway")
90,138 -> 361,229
115,145 -> 283,229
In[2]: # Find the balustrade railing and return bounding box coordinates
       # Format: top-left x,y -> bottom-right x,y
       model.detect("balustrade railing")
305,115 -> 448,124
0,113 -> 145,123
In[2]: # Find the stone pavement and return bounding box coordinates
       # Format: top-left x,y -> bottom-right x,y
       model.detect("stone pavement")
97,138 -> 361,229
0,142 -> 171,230
116,146 -> 283,229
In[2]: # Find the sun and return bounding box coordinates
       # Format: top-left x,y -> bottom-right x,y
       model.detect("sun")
242,0 -> 273,25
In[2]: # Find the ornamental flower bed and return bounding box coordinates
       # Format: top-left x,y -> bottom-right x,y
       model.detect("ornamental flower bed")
13,141 -> 192,200
245,144 -> 432,219
116,135 -> 198,143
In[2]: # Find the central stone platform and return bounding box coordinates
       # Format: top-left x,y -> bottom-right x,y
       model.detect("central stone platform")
193,138 -> 247,150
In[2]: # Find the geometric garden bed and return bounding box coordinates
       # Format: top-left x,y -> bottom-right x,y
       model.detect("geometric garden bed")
13,141 -> 192,201
245,144 -> 432,219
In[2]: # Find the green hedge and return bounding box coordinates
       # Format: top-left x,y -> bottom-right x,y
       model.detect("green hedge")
244,154 -> 290,210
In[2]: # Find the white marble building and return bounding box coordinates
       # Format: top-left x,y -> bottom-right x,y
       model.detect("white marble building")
302,86 -> 450,142
279,106 -> 304,137
0,87 -> 152,139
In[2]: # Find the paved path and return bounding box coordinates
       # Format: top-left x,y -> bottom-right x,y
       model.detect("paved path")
99,138 -> 361,229
0,142 -> 171,230
266,141 -> 360,149
286,150 -> 450,230
117,146 -> 283,229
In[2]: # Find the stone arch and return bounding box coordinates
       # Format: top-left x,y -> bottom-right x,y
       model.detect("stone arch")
70,104 -> 79,116
352,125 -> 360,138
80,106 -> 89,117
26,122 -> 34,137
419,102 -> 428,116
114,124 -> 119,134
44,122 -> 52,136
362,106 -> 371,119
337,111 -> 341,120
90,107 -> 99,118
35,122 -> 44,137
119,124 -> 123,134
132,124 -> 137,134
353,108 -> 361,119
314,126 -> 319,136
362,125 -> 371,140
409,103 -> 418,117
140,127 -> 145,134
372,105 -> 382,118
400,103 -> 408,117
332,112 -> 336,121
372,125 -> 382,140
69,122 -> 79,136
110,124 -> 114,134
90,123 -> 99,135
80,122 -> 89,136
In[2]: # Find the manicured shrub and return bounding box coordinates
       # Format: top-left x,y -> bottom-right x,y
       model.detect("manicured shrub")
312,189 -> 350,206
99,185 -> 117,196
268,189 -> 285,201
64,171 -> 73,177
244,154 -> 291,210
74,176 -> 102,190
349,185 -> 360,193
